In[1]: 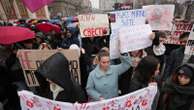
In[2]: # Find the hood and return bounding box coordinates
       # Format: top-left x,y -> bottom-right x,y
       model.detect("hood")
163,63 -> 194,95
37,52 -> 73,89
175,63 -> 194,77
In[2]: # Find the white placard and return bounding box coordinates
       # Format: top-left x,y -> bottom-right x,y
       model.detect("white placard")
119,24 -> 153,53
143,5 -> 175,31
78,14 -> 110,38
109,9 -> 146,59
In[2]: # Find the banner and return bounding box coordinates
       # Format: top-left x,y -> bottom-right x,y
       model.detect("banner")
18,85 -> 158,110
143,5 -> 175,31
163,21 -> 193,45
78,14 -> 110,38
119,24 -> 152,53
109,9 -> 146,59
21,0 -> 54,12
17,49 -> 80,87
185,24 -> 194,55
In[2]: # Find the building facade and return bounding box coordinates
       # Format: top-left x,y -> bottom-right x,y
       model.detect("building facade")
99,0 -> 128,11
48,0 -> 92,18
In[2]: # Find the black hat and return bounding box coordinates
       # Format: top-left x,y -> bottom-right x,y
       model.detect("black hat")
178,66 -> 193,78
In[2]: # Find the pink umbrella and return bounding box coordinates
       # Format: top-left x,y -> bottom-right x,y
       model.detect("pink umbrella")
36,23 -> 61,33
0,26 -> 35,45
21,0 -> 54,12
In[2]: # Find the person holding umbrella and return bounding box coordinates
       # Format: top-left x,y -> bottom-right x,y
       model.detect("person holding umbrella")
0,26 -> 35,110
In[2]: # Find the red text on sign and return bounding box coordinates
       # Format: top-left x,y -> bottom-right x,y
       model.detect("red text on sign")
83,27 -> 107,37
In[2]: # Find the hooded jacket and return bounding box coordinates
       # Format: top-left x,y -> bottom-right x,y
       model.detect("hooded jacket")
158,63 -> 194,110
37,52 -> 86,103
164,47 -> 194,80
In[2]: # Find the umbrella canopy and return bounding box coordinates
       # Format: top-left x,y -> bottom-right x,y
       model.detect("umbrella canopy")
36,23 -> 61,33
0,26 -> 35,45
21,0 -> 54,12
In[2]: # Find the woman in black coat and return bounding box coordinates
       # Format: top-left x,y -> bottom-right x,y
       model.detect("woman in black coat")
129,56 -> 160,92
128,56 -> 161,110
158,63 -> 194,110
36,52 -> 87,103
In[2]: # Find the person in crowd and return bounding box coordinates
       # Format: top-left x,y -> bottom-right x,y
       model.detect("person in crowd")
118,32 -> 157,95
39,43 -> 51,50
118,49 -> 147,95
82,37 -> 109,74
129,49 -> 147,69
145,31 -> 168,85
128,56 -> 160,110
90,47 -> 109,71
146,31 -> 166,60
86,51 -> 131,101
36,52 -> 87,103
82,37 -> 108,57
158,63 -> 194,110
6,42 -> 31,91
164,32 -> 194,80
129,56 -> 160,92
61,29 -> 79,49
0,45 -> 21,110
33,32 -> 46,49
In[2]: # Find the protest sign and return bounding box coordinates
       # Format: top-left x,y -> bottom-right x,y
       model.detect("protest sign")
185,24 -> 194,55
17,49 -> 80,87
119,24 -> 152,53
163,21 -> 193,45
143,5 -> 175,31
18,85 -> 158,110
109,9 -> 146,59
78,14 -> 110,38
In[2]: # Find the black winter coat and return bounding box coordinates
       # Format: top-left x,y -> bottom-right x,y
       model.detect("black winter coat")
36,52 -> 86,103
158,64 -> 194,110
164,47 -> 194,80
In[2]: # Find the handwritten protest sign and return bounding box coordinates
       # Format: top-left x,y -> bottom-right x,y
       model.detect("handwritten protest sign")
163,21 -> 193,45
78,14 -> 110,38
185,24 -> 194,55
143,5 -> 175,31
18,85 -> 158,110
119,24 -> 152,53
109,9 -> 146,59
17,49 -> 80,87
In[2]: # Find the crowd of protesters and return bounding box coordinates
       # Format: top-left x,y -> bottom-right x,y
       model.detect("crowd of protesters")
0,18 -> 194,110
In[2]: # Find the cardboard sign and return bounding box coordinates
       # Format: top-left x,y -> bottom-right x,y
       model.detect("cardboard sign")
185,24 -> 194,55
18,85 -> 158,110
163,21 -> 193,45
78,14 -> 110,38
119,24 -> 153,53
143,5 -> 175,31
17,49 -> 80,87
109,9 -> 146,59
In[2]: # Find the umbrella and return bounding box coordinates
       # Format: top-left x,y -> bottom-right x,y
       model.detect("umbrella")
0,26 -> 35,45
36,23 -> 61,33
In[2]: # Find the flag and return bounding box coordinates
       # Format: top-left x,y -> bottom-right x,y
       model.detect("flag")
22,0 -> 54,12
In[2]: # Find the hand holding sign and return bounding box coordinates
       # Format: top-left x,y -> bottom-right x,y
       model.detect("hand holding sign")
149,32 -> 156,40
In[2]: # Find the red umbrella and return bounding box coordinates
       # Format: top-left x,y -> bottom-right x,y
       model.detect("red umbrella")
0,26 -> 35,45
36,23 -> 61,33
